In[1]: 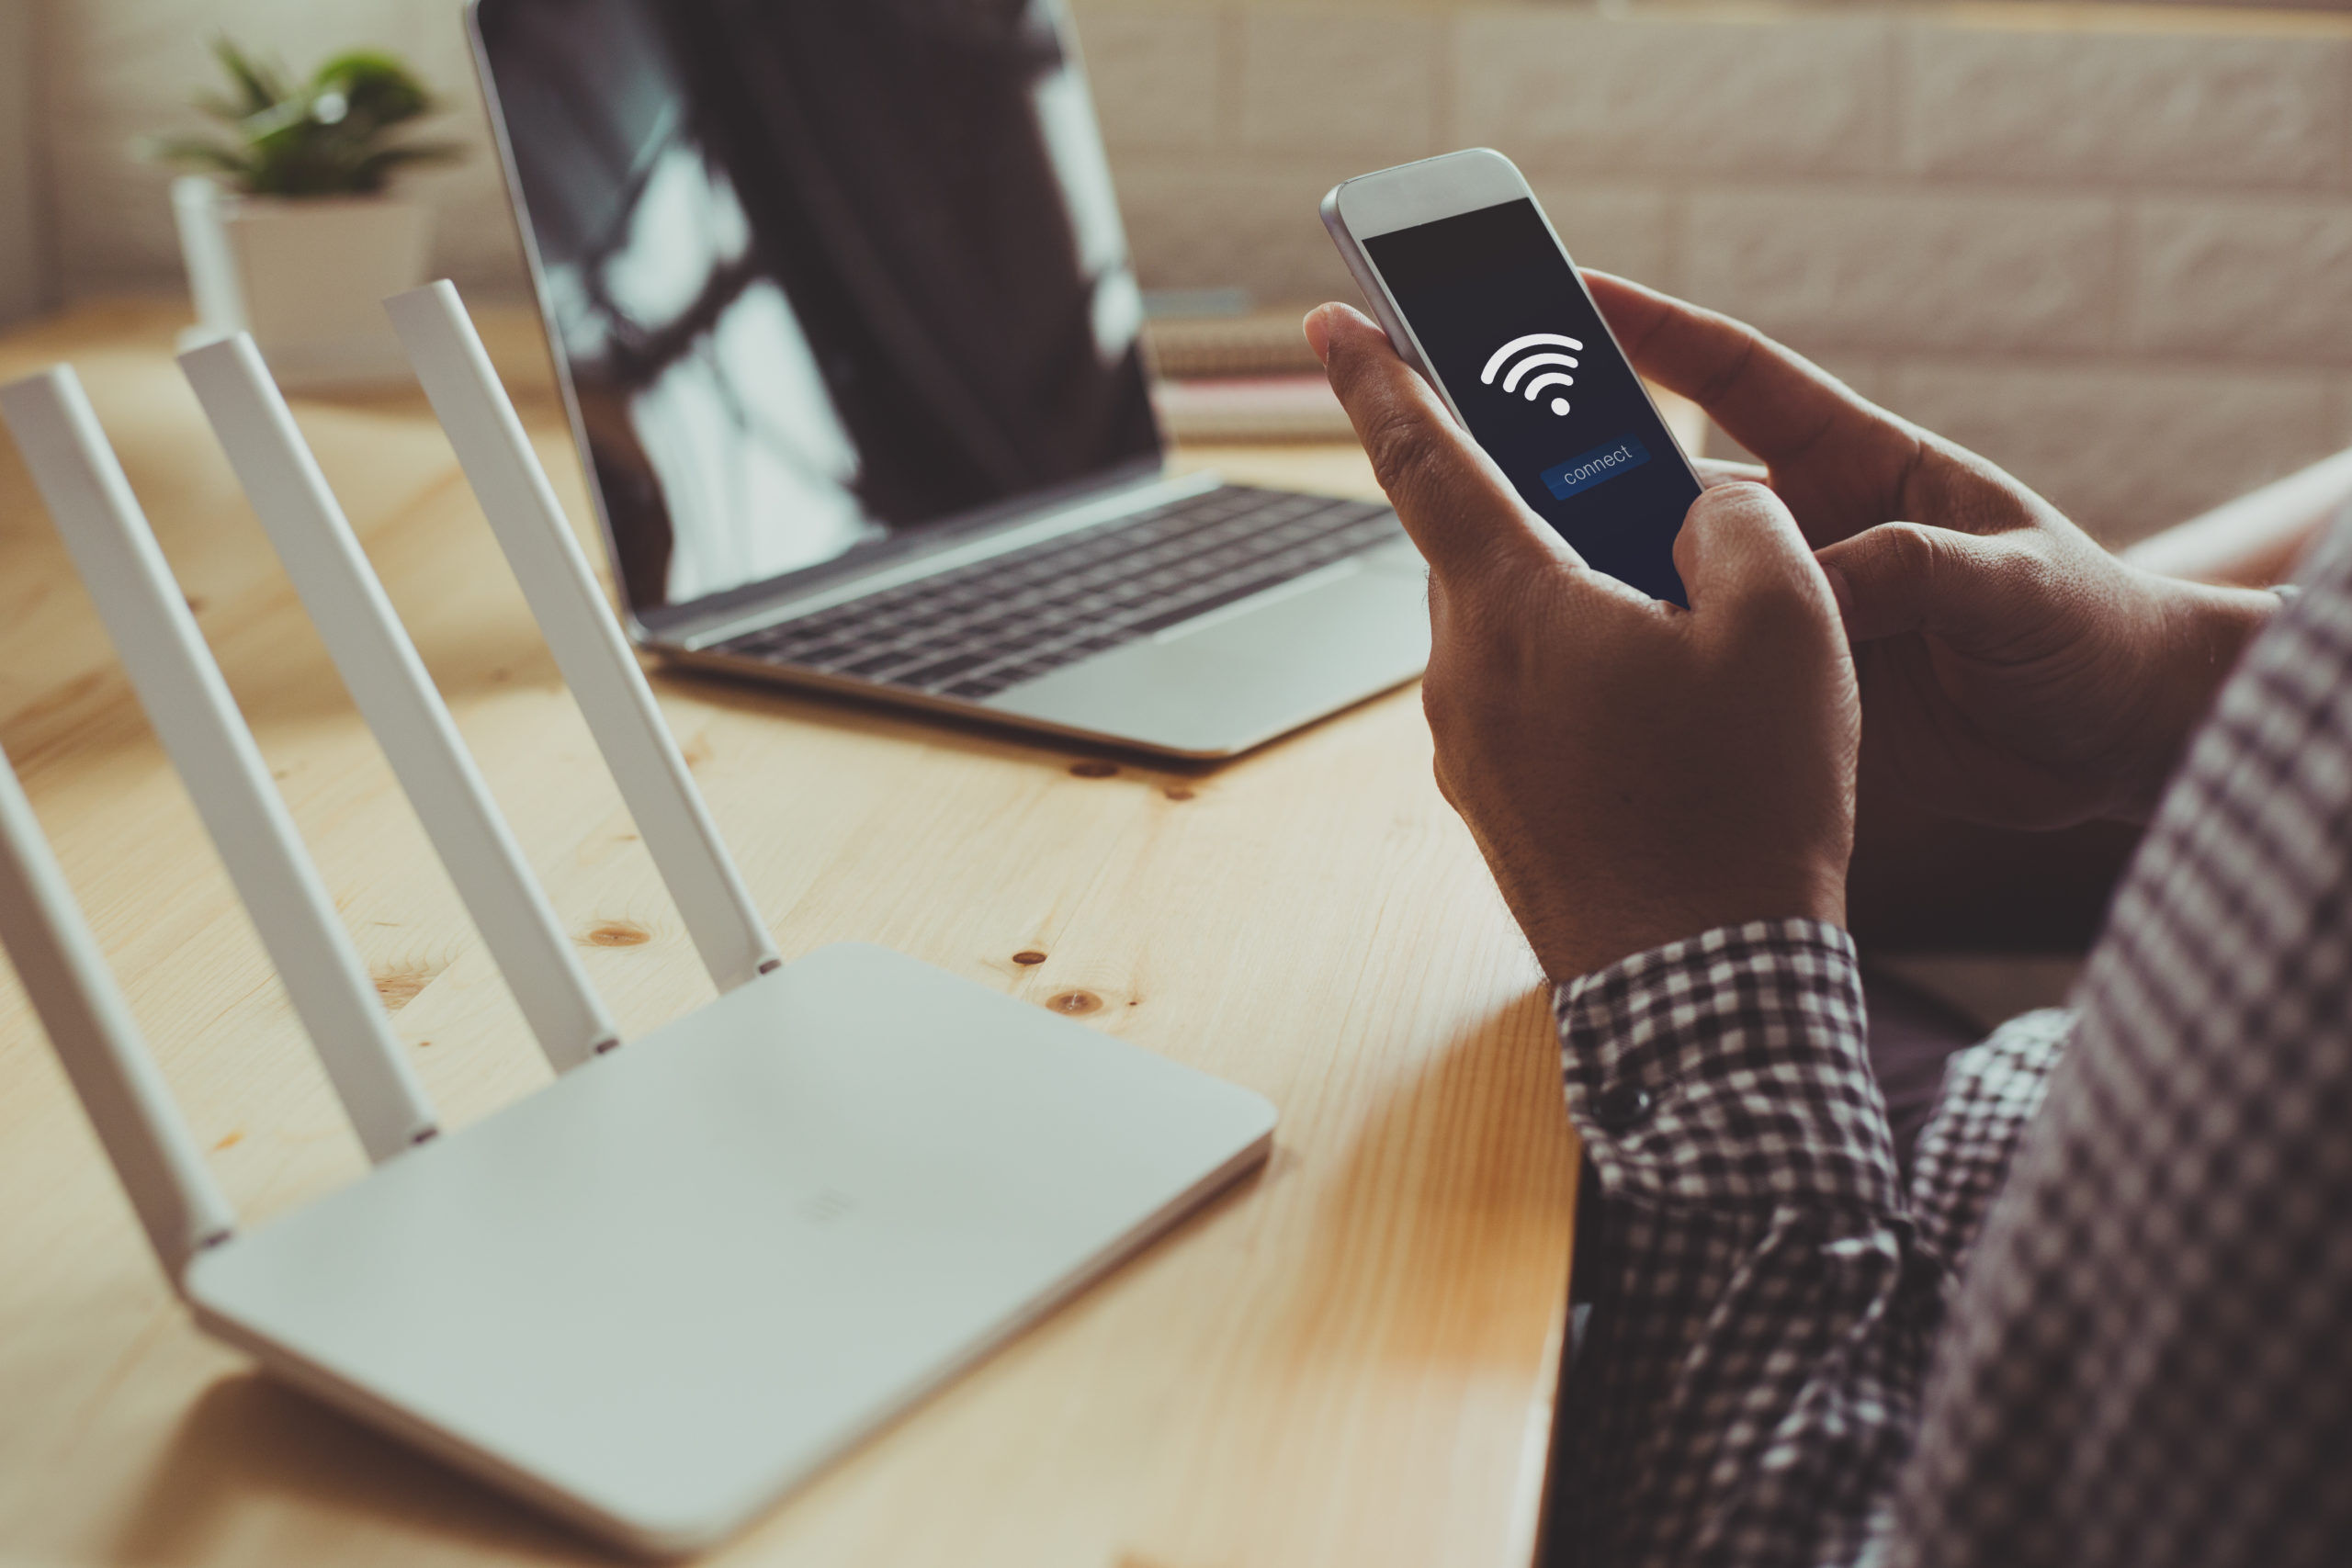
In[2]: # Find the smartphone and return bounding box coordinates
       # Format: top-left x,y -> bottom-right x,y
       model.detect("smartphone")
1322,148 -> 1702,605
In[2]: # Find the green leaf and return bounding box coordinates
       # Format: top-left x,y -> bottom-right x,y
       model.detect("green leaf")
313,51 -> 433,127
209,37 -> 287,117
171,36 -> 462,197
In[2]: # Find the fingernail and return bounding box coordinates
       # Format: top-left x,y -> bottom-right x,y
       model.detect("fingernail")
1822,563 -> 1853,616
1302,309 -> 1332,367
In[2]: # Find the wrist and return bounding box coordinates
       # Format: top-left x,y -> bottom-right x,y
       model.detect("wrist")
1530,866 -> 1848,984
1554,917 -> 1894,1212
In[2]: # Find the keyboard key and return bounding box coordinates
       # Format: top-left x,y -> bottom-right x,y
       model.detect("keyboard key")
893,651 -> 991,689
833,645 -> 924,677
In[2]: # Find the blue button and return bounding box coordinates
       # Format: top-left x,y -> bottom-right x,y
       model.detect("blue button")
1541,435 -> 1652,501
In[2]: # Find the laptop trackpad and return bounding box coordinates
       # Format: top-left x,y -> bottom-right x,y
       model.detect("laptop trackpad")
985,563 -> 1430,758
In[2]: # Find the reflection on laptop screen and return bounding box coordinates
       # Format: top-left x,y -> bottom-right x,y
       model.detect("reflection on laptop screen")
474,0 -> 1159,618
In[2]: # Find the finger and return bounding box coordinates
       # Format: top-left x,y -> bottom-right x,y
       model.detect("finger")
1694,457 -> 1770,489
1814,522 -> 2051,645
1305,302 -> 1576,583
1584,272 -> 1880,470
1671,479 -> 1840,630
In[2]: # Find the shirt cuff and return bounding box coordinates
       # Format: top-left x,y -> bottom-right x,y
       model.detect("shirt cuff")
1554,918 -> 1899,1213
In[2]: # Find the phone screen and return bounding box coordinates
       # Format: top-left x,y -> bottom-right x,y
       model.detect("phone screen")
1363,198 -> 1699,604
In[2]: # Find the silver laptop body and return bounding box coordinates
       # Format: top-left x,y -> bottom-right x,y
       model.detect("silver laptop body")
469,0 -> 1428,760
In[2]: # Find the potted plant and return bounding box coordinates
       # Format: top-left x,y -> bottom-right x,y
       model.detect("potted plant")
151,39 -> 462,386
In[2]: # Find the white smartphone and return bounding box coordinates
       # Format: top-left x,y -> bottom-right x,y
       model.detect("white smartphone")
1322,148 -> 1704,604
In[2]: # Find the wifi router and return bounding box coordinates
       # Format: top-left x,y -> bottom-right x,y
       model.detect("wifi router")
0,285 -> 1275,1557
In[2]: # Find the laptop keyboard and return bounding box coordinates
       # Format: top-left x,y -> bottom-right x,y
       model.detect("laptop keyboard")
712,486 -> 1404,702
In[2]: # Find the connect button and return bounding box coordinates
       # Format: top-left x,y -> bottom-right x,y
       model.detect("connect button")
1541,434 -> 1651,501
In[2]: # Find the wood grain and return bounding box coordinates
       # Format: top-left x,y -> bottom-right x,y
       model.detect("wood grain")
0,300 -> 1589,1568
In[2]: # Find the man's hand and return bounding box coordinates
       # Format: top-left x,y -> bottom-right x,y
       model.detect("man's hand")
1305,302 -> 1858,981
1587,273 -> 2277,829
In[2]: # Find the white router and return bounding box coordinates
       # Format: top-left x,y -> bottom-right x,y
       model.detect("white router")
0,283 -> 1275,1557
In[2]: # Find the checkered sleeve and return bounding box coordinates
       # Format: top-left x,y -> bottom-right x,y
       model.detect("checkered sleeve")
1547,919 -> 2036,1568
1905,1008 -> 2073,1275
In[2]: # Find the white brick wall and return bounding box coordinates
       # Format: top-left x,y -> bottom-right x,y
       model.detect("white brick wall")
1681,188 -> 2119,355
1237,10 -> 1444,161
1899,28 -> 2352,189
1453,14 -> 1894,178
19,0 -> 2352,541
2130,200 -> 2352,362
1076,6 -> 1224,152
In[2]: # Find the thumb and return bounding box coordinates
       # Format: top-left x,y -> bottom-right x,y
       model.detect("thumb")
1305,301 -> 1571,586
1671,480 -> 1840,631
1814,522 -> 2040,644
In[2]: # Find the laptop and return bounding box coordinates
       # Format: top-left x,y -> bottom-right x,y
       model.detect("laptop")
468,0 -> 1430,760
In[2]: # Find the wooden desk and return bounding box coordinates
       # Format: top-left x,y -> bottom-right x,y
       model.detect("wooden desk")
0,301 -> 1584,1568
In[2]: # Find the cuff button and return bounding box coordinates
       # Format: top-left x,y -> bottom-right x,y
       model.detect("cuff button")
1593,1084 -> 1654,1133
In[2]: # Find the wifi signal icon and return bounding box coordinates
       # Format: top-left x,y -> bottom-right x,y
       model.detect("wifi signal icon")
1482,333 -> 1583,416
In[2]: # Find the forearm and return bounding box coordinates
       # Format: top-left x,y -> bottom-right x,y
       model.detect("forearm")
1551,921 -> 1943,1568
2123,446 -> 2352,587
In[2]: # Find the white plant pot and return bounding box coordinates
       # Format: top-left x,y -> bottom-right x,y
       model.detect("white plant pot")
171,175 -> 434,388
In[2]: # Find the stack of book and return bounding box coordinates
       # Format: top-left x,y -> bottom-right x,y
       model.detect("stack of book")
1144,303 -> 1354,446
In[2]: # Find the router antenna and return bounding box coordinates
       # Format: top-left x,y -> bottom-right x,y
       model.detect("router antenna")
179,335 -> 620,1073
385,282 -> 781,992
1,367 -> 439,1162
0,741 -> 238,1283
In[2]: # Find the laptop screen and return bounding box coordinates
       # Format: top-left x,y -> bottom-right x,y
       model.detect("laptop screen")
473,0 -> 1160,623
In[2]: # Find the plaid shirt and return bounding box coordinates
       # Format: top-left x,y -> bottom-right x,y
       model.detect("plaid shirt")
1545,515 -> 2352,1568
